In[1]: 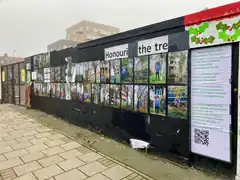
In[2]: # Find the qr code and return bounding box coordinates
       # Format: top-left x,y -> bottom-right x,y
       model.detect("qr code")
194,128 -> 209,146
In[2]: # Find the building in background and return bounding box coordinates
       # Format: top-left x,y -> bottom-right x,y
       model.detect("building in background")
0,53 -> 24,66
48,20 -> 120,52
47,39 -> 78,52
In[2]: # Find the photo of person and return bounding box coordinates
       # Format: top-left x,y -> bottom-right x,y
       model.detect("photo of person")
100,61 -> 110,83
134,56 -> 148,84
101,84 -> 109,105
65,83 -> 71,100
55,83 -> 61,99
60,83 -> 65,100
60,66 -> 67,83
75,63 -> 84,83
92,84 -> 101,104
134,85 -> 148,113
121,58 -> 133,83
149,85 -> 166,116
55,67 -> 61,83
70,83 -> 77,100
50,83 -> 55,98
168,86 -> 187,119
83,62 -> 91,83
33,55 -> 40,70
121,85 -> 133,110
47,83 -> 51,97
95,61 -> 101,83
38,83 -> 43,96
109,84 -> 121,108
83,84 -> 91,103
149,53 -> 167,84
76,83 -> 84,101
110,59 -> 121,83
168,50 -> 188,84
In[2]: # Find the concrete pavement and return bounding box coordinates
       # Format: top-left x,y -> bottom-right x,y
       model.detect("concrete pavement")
0,105 -> 152,180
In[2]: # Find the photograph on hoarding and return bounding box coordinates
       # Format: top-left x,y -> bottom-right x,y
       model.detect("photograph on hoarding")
65,83 -> 71,100
149,85 -> 166,116
134,85 -> 148,113
42,83 -> 48,96
65,57 -> 76,83
83,62 -> 92,83
168,50 -> 188,84
60,83 -> 65,100
121,85 -> 133,110
83,84 -> 91,103
121,58 -> 133,83
90,61 -> 96,83
168,86 -> 187,119
100,84 -> 109,105
47,83 -> 51,97
55,67 -> 61,83
38,83 -> 43,96
50,83 -> 55,98
110,59 -> 121,83
55,83 -> 61,99
60,66 -> 67,83
92,83 -> 101,104
50,68 -> 55,82
70,83 -> 77,100
39,54 -> 50,68
44,68 -> 50,83
99,61 -> 109,83
36,69 -> 43,82
134,56 -> 148,84
75,63 -> 84,83
33,55 -> 40,70
34,83 -> 41,96
149,53 -> 167,84
109,84 -> 121,108
95,61 -> 102,83
37,55 -> 42,69
76,83 -> 84,101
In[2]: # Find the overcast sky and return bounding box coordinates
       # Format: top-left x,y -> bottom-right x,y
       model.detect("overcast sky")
0,0 -> 237,57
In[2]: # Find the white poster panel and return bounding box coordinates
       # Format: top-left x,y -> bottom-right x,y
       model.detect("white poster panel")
237,43 -> 240,179
104,44 -> 128,61
137,36 -> 168,56
191,45 -> 231,162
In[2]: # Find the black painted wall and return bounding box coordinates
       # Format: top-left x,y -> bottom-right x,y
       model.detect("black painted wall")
31,16 -> 191,159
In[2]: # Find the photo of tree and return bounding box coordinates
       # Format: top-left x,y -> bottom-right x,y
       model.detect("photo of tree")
100,61 -> 110,83
83,84 -> 91,103
75,63 -> 84,83
134,85 -> 148,113
92,84 -> 101,104
55,83 -> 61,99
100,84 -> 109,105
149,85 -> 166,116
149,53 -> 166,84
76,83 -> 83,101
70,83 -> 77,100
168,50 -> 188,84
60,83 -> 65,99
50,83 -> 55,98
65,83 -> 71,100
83,62 -> 92,83
95,61 -> 102,83
134,56 -> 148,84
39,54 -> 50,68
121,85 -> 133,110
121,58 -> 133,83
55,67 -> 61,83
42,83 -> 48,96
168,86 -> 187,119
110,59 -> 120,83
109,84 -> 121,108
